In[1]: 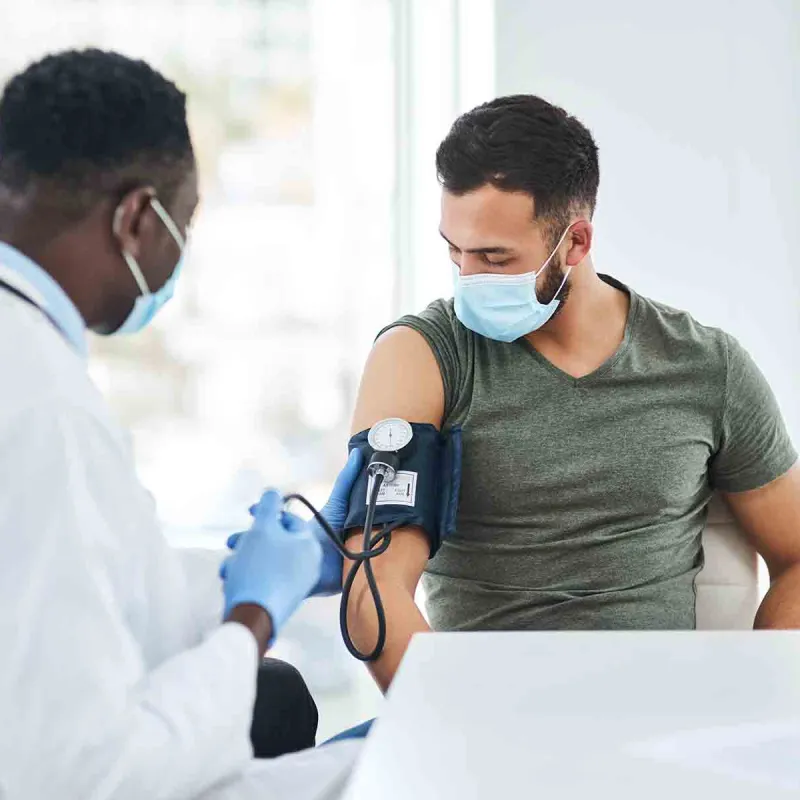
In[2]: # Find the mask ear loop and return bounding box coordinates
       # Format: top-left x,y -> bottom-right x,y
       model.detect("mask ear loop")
113,203 -> 151,297
150,197 -> 186,252
532,221 -> 584,303
122,252 -> 151,296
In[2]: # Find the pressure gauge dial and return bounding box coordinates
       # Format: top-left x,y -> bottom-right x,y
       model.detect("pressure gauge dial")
368,418 -> 414,453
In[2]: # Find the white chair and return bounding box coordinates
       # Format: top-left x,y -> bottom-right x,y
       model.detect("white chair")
695,494 -> 761,630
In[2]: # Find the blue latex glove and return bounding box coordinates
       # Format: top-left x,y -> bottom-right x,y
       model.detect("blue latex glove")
309,448 -> 364,597
220,489 -> 322,636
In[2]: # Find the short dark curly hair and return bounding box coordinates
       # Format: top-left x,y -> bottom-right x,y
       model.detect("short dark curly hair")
436,95 -> 599,242
0,48 -> 194,224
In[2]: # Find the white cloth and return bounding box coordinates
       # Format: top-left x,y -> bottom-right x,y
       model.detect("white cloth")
201,740 -> 363,800
0,267 -> 359,798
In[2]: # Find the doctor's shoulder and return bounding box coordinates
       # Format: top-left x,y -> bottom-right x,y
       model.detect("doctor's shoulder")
0,313 -> 131,462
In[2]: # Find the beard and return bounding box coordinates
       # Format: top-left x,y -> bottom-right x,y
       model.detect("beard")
535,252 -> 572,323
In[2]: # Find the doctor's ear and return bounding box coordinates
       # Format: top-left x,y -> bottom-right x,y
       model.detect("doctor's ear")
564,218 -> 593,267
112,186 -> 157,259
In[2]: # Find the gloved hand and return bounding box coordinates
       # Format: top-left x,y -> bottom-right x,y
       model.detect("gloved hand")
221,489 -> 322,636
308,448 -> 364,597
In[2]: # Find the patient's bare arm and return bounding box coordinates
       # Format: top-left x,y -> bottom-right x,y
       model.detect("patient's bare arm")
344,326 -> 445,691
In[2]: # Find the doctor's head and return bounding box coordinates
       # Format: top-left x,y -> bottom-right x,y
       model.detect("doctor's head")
437,95 -> 598,318
0,49 -> 198,334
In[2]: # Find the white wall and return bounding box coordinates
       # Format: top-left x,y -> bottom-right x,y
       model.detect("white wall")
494,0 -> 800,440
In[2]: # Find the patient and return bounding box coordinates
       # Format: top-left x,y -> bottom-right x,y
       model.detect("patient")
344,94 -> 800,691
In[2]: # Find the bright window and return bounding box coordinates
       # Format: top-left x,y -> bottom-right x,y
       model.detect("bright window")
1,0 -> 401,738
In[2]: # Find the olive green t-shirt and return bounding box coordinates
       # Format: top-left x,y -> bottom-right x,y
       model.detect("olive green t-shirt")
382,276 -> 797,632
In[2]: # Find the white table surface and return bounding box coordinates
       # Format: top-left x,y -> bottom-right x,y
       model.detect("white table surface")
342,631 -> 800,800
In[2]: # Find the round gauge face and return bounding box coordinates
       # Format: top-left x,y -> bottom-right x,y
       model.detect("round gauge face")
368,418 -> 414,452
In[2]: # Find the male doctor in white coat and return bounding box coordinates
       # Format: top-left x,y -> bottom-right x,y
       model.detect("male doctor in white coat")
0,49 -> 365,799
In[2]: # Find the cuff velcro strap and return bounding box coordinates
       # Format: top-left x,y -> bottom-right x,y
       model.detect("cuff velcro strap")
344,423 -> 462,557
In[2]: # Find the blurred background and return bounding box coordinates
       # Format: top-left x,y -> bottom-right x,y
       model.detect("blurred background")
1,0 -> 797,740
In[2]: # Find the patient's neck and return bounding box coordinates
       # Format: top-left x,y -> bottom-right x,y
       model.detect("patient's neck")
524,262 -> 630,379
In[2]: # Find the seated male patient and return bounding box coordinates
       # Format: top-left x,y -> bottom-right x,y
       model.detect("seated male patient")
344,94 -> 800,691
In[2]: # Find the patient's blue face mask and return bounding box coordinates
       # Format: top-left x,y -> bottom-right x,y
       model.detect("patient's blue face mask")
113,198 -> 186,335
453,223 -> 577,342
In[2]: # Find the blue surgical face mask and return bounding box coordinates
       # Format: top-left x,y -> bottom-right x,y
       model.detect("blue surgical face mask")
453,223 -> 577,342
113,197 -> 186,335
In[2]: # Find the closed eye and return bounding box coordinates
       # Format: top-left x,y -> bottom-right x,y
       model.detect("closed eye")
484,255 -> 512,267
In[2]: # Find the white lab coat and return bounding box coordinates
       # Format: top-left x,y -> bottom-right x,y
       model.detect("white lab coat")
0,265 -> 361,799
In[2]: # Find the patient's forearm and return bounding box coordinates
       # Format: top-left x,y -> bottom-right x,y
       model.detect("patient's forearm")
343,527 -> 431,692
347,575 -> 430,692
754,562 -> 800,628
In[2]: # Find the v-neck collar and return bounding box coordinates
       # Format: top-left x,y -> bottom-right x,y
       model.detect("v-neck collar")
517,274 -> 640,387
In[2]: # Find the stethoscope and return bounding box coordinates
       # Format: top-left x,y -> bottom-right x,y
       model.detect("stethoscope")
0,265 -> 66,340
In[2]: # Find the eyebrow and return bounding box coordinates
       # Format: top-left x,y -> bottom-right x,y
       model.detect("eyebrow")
439,230 -> 513,255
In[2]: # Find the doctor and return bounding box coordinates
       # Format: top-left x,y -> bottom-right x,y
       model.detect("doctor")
0,49 -> 364,799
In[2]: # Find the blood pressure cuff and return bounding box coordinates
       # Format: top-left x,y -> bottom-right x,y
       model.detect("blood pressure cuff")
343,423 -> 462,557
